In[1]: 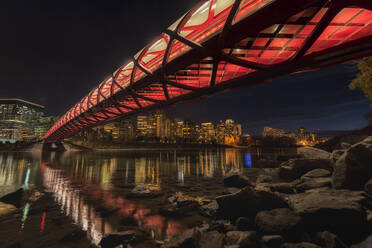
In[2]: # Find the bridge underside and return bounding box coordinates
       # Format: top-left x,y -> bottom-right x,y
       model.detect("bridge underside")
45,0 -> 372,142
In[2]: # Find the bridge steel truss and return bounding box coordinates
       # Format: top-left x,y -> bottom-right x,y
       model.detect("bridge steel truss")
45,0 -> 372,142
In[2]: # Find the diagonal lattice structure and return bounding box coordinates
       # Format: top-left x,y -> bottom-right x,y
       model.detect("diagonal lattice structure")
45,0 -> 372,142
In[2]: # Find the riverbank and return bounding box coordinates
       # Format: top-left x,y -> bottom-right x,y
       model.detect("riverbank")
0,133 -> 371,247
159,135 -> 372,248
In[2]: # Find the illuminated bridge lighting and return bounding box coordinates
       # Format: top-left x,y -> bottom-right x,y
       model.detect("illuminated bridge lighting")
45,0 -> 372,142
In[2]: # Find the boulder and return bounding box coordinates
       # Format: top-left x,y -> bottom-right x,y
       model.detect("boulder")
225,231 -> 259,248
269,182 -> 297,194
298,147 -> 331,160
198,231 -> 224,248
236,217 -> 254,231
359,136 -> 372,149
351,235 -> 372,248
316,231 -> 348,248
281,242 -> 321,248
301,169 -> 331,179
261,235 -> 284,247
255,208 -> 302,238
257,175 -> 274,183
99,231 -> 136,248
0,202 -> 17,217
216,187 -> 288,221
208,220 -> 234,233
0,188 -> 24,208
199,200 -> 218,218
364,178 -> 372,196
224,174 -> 252,189
295,177 -> 332,193
278,159 -> 332,181
164,228 -> 200,248
127,184 -> 163,198
331,150 -> 345,164
288,188 -> 367,242
340,142 -> 351,149
332,142 -> 372,190
367,210 -> 372,230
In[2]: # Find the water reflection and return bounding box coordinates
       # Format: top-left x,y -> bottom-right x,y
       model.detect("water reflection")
0,153 -> 41,196
0,147 -> 297,245
43,166 -> 112,245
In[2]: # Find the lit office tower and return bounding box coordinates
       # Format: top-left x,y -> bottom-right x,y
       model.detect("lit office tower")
137,115 -> 149,137
118,120 -> 135,141
182,120 -> 197,143
216,119 -> 242,145
200,122 -> 215,143
153,111 -> 171,142
0,98 -> 46,142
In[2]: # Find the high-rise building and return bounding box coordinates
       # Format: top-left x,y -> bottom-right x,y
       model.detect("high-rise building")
118,119 -> 135,142
0,98 -> 46,142
137,115 -> 150,137
216,119 -> 242,145
262,126 -> 286,138
199,122 -> 215,143
182,120 -> 197,142
33,116 -> 56,140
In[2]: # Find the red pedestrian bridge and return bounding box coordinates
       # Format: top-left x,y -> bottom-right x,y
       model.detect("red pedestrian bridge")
45,0 -> 372,142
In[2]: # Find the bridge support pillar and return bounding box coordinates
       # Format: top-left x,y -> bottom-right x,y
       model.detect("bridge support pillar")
42,142 -> 66,153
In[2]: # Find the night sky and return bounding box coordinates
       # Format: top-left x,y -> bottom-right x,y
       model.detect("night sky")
1,0 -> 370,135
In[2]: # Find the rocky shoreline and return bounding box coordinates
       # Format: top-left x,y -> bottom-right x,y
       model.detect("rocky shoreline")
0,136 -> 371,248
159,136 -> 372,248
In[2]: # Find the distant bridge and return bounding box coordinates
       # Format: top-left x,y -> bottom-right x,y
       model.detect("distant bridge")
45,0 -> 372,142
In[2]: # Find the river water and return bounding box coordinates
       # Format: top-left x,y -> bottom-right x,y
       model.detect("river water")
0,147 -> 297,245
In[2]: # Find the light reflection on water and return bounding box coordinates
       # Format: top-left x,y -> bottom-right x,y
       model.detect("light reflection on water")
0,147 -> 297,244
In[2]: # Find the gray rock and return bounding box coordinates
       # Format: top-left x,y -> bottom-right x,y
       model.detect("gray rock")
316,231 -> 348,248
216,187 -> 288,221
225,231 -> 258,248
367,210 -> 372,230
281,242 -> 321,248
364,178 -> 372,196
351,235 -> 372,248
332,142 -> 372,190
198,231 -> 224,248
0,202 -> 17,217
164,228 -> 200,248
301,169 -> 331,179
128,184 -> 163,198
331,150 -> 345,164
224,174 -> 252,189
0,188 -> 24,208
99,231 -> 136,248
269,182 -> 297,194
278,159 -> 332,181
295,177 -> 332,193
340,142 -> 351,149
255,208 -> 302,238
236,217 -> 254,231
298,147 -> 331,160
288,188 -> 367,242
257,174 -> 274,183
200,200 -> 218,217
208,220 -> 234,233
262,235 -> 284,247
